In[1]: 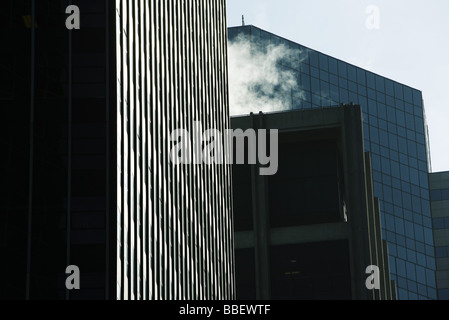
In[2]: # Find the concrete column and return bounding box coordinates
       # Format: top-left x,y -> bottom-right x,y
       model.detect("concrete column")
364,153 -> 379,300
342,106 -> 372,300
251,113 -> 271,300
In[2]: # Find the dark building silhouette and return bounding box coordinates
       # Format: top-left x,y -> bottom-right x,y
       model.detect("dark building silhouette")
430,172 -> 449,299
228,25 -> 437,300
231,105 -> 396,300
1,0 -> 234,300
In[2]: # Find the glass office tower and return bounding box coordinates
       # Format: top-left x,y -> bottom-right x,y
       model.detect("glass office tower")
228,25 -> 436,300
1,0 -> 234,300
115,0 -> 233,301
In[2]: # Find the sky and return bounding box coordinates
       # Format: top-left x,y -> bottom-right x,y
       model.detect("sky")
226,0 -> 449,173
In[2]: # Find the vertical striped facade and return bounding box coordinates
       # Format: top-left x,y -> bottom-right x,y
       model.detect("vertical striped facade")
114,0 -> 234,300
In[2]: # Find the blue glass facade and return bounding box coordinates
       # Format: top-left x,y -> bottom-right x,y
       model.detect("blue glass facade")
229,25 -> 437,300
430,172 -> 449,300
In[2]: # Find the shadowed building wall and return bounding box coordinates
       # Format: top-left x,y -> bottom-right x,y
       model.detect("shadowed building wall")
0,0 -> 234,300
232,105 -> 395,300
430,171 -> 449,300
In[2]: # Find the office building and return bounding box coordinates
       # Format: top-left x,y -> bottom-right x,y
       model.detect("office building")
430,171 -> 449,299
232,105 -> 396,300
1,0 -> 234,300
228,25 -> 437,299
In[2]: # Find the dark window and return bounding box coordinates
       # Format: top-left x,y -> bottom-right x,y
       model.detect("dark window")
395,83 -> 404,100
235,249 -> 256,300
269,135 -> 343,228
232,164 -> 253,231
319,53 -> 329,71
270,241 -> 352,300
376,75 -> 386,93
347,65 -> 356,82
309,51 -> 319,67
338,61 -> 347,79
366,72 -> 375,89
403,87 -> 413,103
442,189 -> 449,200
439,289 -> 449,300
436,247 -> 449,258
385,79 -> 394,97
329,57 -> 338,75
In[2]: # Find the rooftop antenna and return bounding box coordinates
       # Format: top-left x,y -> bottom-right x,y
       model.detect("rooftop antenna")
242,15 -> 245,26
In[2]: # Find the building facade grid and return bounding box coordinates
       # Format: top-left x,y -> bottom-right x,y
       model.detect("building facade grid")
430,172 -> 449,300
228,25 -> 436,300
116,0 -> 234,300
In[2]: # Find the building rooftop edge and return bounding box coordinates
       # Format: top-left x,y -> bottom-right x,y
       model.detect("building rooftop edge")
230,103 -> 361,119
228,25 -> 422,93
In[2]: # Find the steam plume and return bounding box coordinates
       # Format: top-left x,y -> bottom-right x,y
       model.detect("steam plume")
228,34 -> 306,116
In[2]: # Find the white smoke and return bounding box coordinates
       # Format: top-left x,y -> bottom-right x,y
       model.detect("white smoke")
228,34 -> 306,116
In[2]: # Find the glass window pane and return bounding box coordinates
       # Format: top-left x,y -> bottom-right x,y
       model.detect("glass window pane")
398,246 -> 407,259
410,168 -> 419,186
385,79 -> 394,96
320,70 -> 329,82
320,80 -> 330,97
415,118 -> 425,135
330,85 -> 339,102
407,249 -> 417,263
386,214 -> 395,231
413,90 -> 422,106
442,189 -> 449,200
310,66 -> 319,78
405,221 -> 415,238
349,81 -> 357,93
329,57 -> 338,75
395,217 -> 405,235
357,68 -> 366,83
403,192 -> 412,211
396,258 -> 406,276
338,61 -> 347,78
396,110 -> 406,127
436,247 -> 446,258
395,82 -> 404,100
420,173 -> 429,189
301,74 -> 311,91
347,65 -> 357,82
377,91 -> 386,104
309,50 -> 319,67
426,269 -> 436,288
339,88 -> 349,103
404,86 -> 413,103
367,72 -> 375,89
358,84 -> 367,97
370,127 -> 379,144
330,74 -> 339,86
406,113 -> 415,130
378,103 -> 387,120
398,137 -> 407,154
376,75 -> 386,93
424,228 -> 434,245
397,277 -> 407,289
311,77 -> 320,93
319,53 -> 329,71
416,266 -> 426,284
368,99 -> 377,116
